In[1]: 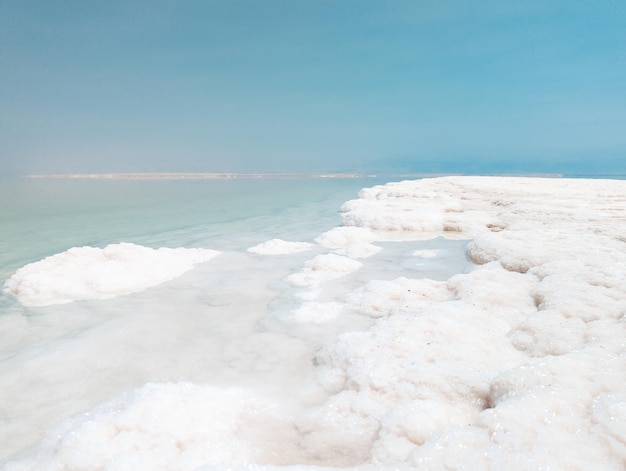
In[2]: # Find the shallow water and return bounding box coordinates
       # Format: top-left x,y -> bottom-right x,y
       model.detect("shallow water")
2,179 -> 394,267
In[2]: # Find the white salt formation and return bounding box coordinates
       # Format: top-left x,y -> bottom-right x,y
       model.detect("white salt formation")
4,383 -> 305,470
247,239 -> 313,255
3,177 -> 626,470
286,253 -> 363,287
3,243 -> 220,306
315,226 -> 382,258
412,249 -> 438,258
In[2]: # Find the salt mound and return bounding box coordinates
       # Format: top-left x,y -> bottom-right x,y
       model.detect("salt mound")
6,383 -> 301,470
288,301 -> 345,324
412,249 -> 438,258
346,277 -> 452,318
315,226 -> 381,258
287,253 -> 362,287
3,243 -> 220,307
247,239 -> 313,255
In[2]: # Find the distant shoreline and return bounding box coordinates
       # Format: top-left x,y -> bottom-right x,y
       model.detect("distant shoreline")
25,172 -> 368,180
24,172 -> 451,180
24,172 -> 567,180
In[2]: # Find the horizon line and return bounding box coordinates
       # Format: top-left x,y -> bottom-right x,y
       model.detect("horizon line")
24,172 -> 464,180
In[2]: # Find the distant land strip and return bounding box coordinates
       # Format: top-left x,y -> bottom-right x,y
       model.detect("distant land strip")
25,172 -> 369,180
25,172 -> 463,180
24,172 -> 569,180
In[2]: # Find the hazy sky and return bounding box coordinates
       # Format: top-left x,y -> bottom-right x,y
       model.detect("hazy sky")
1,0 -> 625,176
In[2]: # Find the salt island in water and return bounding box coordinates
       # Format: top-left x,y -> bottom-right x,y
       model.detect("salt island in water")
2,176 -> 625,470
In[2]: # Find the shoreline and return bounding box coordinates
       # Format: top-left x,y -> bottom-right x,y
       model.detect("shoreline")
25,172 -> 371,180
23,172 -> 566,180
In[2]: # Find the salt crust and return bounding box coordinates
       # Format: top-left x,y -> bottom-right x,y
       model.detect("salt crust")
5,177 -> 626,470
3,243 -> 220,307
4,383 -> 303,470
411,249 -> 438,258
315,226 -> 382,258
247,239 -> 314,255
288,301 -> 345,324
286,253 -> 363,287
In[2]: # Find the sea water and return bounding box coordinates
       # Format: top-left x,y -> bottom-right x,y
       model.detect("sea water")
1,176 -> 625,470
0,178 -> 384,276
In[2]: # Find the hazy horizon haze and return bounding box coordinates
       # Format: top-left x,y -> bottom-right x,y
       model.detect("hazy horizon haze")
1,1 -> 625,177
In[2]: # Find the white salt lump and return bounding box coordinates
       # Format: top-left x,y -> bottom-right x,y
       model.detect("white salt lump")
247,239 -> 314,255
286,253 -> 362,287
345,277 -> 452,318
315,226 -> 382,258
3,243 -> 220,307
315,226 -> 377,248
411,249 -> 438,258
314,312 -> 526,408
5,383 -> 302,471
287,301 -> 346,324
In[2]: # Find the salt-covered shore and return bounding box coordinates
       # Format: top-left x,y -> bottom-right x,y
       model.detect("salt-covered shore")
3,176 -> 626,470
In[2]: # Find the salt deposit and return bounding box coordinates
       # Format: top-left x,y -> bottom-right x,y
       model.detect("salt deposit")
247,239 -> 314,255
286,253 -> 363,287
315,226 -> 382,258
2,243 -> 220,307
287,301 -> 346,324
3,176 -> 626,470
4,383 -> 302,471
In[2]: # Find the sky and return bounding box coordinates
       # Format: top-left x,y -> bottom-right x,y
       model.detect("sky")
1,0 -> 625,176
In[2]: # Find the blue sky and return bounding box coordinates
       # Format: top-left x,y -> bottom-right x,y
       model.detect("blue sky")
1,0 -> 625,176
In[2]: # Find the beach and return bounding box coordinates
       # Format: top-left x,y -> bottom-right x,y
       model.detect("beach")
1,176 -> 625,470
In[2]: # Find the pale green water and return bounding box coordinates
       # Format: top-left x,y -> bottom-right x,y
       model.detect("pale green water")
0,177 -> 388,279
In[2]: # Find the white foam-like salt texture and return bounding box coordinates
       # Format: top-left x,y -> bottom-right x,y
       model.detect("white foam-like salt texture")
345,277 -> 452,318
5,383 -> 302,471
411,249 -> 438,258
3,176 -> 626,470
247,239 -> 314,255
2,243 -> 220,307
288,301 -> 345,324
315,226 -> 382,258
286,253 -> 363,287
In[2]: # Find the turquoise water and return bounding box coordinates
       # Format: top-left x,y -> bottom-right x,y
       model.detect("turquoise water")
0,177 -> 388,279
